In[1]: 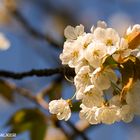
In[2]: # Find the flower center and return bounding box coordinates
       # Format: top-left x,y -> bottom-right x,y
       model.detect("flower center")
106,39 -> 113,46
93,50 -> 100,57
83,42 -> 90,49
72,51 -> 78,57
82,73 -> 89,80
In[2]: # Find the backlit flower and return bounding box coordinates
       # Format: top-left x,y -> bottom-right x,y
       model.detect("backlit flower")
49,99 -> 71,121
64,24 -> 84,41
93,27 -> 120,55
91,67 -> 118,90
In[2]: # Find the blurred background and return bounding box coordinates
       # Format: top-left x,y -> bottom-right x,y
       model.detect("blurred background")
0,0 -> 140,140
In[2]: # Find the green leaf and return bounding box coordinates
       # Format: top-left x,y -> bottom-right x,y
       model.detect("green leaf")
30,122 -> 46,140
10,122 -> 32,134
48,82 -> 62,100
0,80 -> 14,103
103,56 -> 117,68
6,108 -> 47,140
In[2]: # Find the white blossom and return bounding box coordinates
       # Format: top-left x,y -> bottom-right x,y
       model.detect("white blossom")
84,42 -> 107,68
0,33 -> 10,50
90,20 -> 107,33
80,104 -> 120,124
97,20 -> 107,29
49,99 -> 71,121
112,38 -> 131,62
100,106 -> 120,124
58,20 -> 140,124
75,58 -> 89,74
82,85 -> 104,107
80,104 -> 101,124
64,24 -> 84,41
91,67 -> 118,90
59,41 -> 83,67
78,33 -> 94,50
93,27 -> 120,55
74,66 -> 91,99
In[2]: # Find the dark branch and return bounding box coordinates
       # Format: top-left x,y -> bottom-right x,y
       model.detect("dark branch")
67,120 -> 88,140
0,78 -> 49,109
0,66 -> 75,80
8,8 -> 62,49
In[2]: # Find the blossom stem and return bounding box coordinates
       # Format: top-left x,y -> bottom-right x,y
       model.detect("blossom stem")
70,94 -> 76,100
111,81 -> 121,92
0,79 -> 49,110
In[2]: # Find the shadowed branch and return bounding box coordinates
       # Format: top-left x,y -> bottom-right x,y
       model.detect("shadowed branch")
6,7 -> 62,48
0,66 -> 75,79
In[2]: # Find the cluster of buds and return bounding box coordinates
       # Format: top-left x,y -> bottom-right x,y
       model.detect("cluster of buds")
49,21 -> 140,124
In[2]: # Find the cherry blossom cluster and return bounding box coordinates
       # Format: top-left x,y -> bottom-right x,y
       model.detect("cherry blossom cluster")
49,21 -> 140,124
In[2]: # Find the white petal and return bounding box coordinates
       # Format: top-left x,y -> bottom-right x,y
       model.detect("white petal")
97,20 -> 107,28
94,27 -> 106,42
121,105 -> 134,123
0,33 -> 10,50
75,24 -> 84,37
64,26 -> 77,40
64,25 -> 84,40
90,25 -> 95,33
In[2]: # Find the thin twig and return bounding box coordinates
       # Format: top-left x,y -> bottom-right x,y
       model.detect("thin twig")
0,66 -> 75,79
7,8 -> 62,48
0,79 -> 49,109
35,0 -> 78,26
37,76 -> 63,98
1,79 -> 91,139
